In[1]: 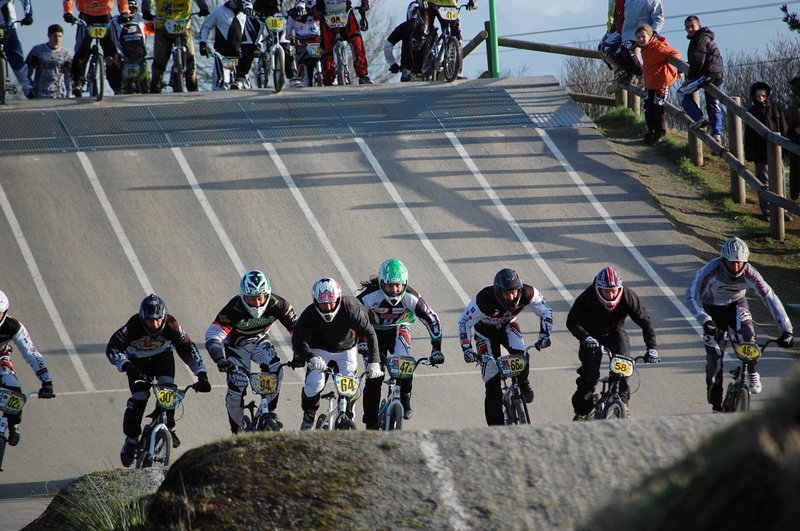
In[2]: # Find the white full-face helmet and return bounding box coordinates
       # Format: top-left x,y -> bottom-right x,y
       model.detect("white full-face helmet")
240,270 -> 272,318
312,277 -> 342,322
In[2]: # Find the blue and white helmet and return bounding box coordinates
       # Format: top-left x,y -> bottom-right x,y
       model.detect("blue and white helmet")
240,270 -> 272,318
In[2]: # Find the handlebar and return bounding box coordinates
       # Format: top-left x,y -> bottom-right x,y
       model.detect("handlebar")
133,378 -> 197,394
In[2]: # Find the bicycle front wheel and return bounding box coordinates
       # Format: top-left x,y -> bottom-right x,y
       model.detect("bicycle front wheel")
442,36 -> 460,83
89,53 -> 105,101
335,416 -> 357,430
0,57 -> 7,105
514,399 -> 530,425
151,429 -> 172,466
315,413 -> 329,430
256,54 -> 268,88
603,399 -> 629,419
172,49 -> 185,93
273,47 -> 285,93
335,42 -> 350,86
732,386 -> 750,412
385,401 -> 404,431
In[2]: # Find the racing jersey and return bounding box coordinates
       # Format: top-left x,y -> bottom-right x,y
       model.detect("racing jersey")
106,314 -> 206,375
64,0 -> 130,17
0,315 -> 51,382
685,257 -> 793,334
428,0 -> 458,6
205,294 -> 296,364
199,2 -> 246,56
142,0 -> 210,31
566,284 -> 657,350
316,0 -> 349,14
458,284 -> 553,349
357,283 -> 442,347
292,296 -> 378,363
287,14 -> 320,40
0,0 -> 31,25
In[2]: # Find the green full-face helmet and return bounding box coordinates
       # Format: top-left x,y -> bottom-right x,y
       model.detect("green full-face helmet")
378,258 -> 409,306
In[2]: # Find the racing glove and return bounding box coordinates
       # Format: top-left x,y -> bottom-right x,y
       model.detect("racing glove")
121,360 -> 141,380
534,334 -> 551,351
644,349 -> 660,364
308,356 -> 326,372
389,63 -> 401,74
198,8 -> 210,17
365,362 -> 383,379
38,380 -> 55,399
583,336 -> 600,350
199,41 -> 209,57
215,358 -> 235,372
118,12 -> 130,24
467,0 -> 478,10
63,12 -> 77,24
463,347 -> 477,363
21,14 -> 33,26
289,357 -> 306,369
195,372 -> 212,392
702,320 -> 717,338
430,349 -> 445,365
778,331 -> 794,349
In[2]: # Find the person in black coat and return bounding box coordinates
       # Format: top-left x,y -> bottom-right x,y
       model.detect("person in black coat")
786,75 -> 800,201
744,81 -> 788,220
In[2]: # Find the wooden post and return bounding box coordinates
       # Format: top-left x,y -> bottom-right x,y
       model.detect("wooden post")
689,92 -> 703,167
729,96 -> 746,204
615,89 -> 627,108
484,21 -> 493,78
767,142 -> 785,240
627,89 -> 640,115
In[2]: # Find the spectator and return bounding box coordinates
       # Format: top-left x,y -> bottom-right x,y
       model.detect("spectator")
676,15 -> 724,145
614,0 -> 664,87
25,24 -> 73,98
635,23 -> 681,145
599,0 -> 624,73
744,81 -> 790,222
786,75 -> 800,201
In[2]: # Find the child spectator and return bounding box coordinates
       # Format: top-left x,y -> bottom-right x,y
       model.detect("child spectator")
676,15 -> 724,144
635,24 -> 681,145
25,24 -> 73,98
785,76 -> 800,201
744,81 -> 790,221
615,0 -> 663,87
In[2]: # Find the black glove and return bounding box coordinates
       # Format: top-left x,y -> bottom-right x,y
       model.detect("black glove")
38,381 -> 55,399
429,350 -> 444,365
122,361 -> 141,380
198,8 -> 210,17
21,14 -> 33,26
245,7 -> 254,17
702,320 -> 717,338
142,10 -> 155,20
128,0 -> 139,15
778,331 -> 794,349
195,372 -> 212,392
467,0 -> 478,10
216,357 -> 235,372
199,41 -> 209,57
118,12 -> 130,24
63,12 -> 77,24
389,63 -> 401,74
289,357 -> 305,369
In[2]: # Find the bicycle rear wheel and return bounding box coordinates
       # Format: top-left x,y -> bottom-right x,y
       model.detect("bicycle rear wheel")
335,42 -> 350,86
0,434 -> 7,471
514,399 -> 530,425
273,47 -> 285,93
442,36 -> 460,83
172,49 -> 185,93
385,402 -> 404,431
0,57 -> 7,105
315,413 -> 329,430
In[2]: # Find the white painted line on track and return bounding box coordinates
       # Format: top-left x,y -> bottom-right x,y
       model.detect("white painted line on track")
173,147 -> 292,357
446,132 -> 575,305
78,152 -> 153,295
0,183 -> 95,392
262,142 -> 358,292
355,137 -> 471,305
535,128 -> 703,336
78,152 -> 196,378
419,432 -> 468,530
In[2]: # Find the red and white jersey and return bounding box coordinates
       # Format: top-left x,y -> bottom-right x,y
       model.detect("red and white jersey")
287,15 -> 320,40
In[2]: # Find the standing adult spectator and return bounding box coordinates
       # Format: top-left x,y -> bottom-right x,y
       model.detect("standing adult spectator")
63,0 -> 131,97
614,0 -> 663,87
676,15 -> 724,144
744,81 -> 789,222
0,0 -> 35,98
142,0 -> 210,93
25,24 -> 73,98
636,23 -> 681,145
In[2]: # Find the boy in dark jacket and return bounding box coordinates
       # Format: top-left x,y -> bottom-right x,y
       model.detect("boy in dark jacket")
786,75 -> 800,201
744,81 -> 789,221
676,15 -> 724,143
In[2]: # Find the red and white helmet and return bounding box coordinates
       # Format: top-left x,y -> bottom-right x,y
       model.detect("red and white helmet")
312,277 -> 342,322
594,266 -> 624,311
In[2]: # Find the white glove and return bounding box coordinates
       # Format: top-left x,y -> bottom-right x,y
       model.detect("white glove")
583,336 -> 600,350
365,362 -> 383,379
308,356 -> 326,372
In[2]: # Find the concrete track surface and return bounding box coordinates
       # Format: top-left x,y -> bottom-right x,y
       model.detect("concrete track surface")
0,77 -> 793,529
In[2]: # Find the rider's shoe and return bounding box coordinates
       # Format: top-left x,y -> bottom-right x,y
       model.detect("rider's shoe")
572,414 -> 588,421
267,411 -> 283,430
120,437 -> 138,467
748,371 -> 762,394
291,78 -> 304,88
358,75 -> 374,85
712,404 -> 724,413
231,77 -> 245,90
401,393 -> 413,420
300,411 -> 315,431
170,430 -> 181,449
518,378 -> 534,404
7,425 -> 20,446
72,85 -> 83,98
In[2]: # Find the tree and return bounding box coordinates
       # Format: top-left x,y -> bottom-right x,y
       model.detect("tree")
781,4 -> 800,32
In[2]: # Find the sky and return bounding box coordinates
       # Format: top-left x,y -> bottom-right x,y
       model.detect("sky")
11,0 -> 800,87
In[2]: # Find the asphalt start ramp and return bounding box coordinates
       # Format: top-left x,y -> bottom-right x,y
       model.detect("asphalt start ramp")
0,76 -> 591,155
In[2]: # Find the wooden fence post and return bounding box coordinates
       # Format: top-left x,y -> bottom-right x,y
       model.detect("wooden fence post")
615,88 -> 627,108
627,89 -> 640,114
767,142 -> 786,240
688,92 -> 703,167
484,21 -> 493,78
729,96 -> 746,205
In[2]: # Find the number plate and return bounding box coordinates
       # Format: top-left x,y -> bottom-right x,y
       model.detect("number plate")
0,388 -> 25,415
165,19 -> 189,34
610,355 -> 634,377
325,14 -> 347,28
498,354 -> 526,377
735,342 -> 761,362
266,15 -> 286,31
387,355 -> 415,379
439,7 -> 459,21
306,42 -> 322,58
334,374 -> 359,397
222,57 -> 239,69
88,25 -> 109,39
155,385 -> 184,410
250,372 -> 279,395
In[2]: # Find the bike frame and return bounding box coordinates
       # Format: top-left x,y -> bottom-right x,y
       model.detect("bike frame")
211,50 -> 239,90
324,7 -> 357,86
497,350 -> 530,426
378,355 -> 431,431
316,367 -> 363,430
135,380 -> 194,468
240,362 -> 290,432
164,17 -> 193,93
77,19 -> 109,101
718,332 -> 775,413
588,349 -> 643,420
420,3 -> 464,82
